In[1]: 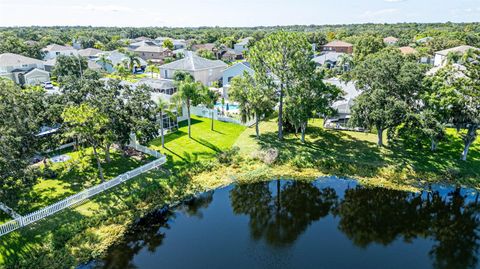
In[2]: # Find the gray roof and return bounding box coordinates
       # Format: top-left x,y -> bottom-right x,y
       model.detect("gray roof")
129,40 -> 157,48
134,45 -> 168,53
135,78 -> 175,89
160,52 -> 227,71
0,53 -> 44,67
78,48 -> 103,57
105,51 -> 148,66
43,44 -> 75,52
435,45 -> 478,56
236,37 -> 253,46
44,58 -> 57,67
313,52 -> 345,65
324,78 -> 361,115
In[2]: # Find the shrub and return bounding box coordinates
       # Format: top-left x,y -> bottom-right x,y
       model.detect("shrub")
291,151 -> 315,169
216,146 -> 240,165
251,148 -> 279,165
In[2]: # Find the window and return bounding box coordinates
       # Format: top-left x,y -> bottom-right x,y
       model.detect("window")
56,52 -> 60,55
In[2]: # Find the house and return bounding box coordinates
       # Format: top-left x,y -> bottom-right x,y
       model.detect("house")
128,78 -> 184,128
42,44 -> 78,60
134,36 -> 152,42
398,46 -> 417,55
434,45 -> 478,67
219,48 -> 241,62
323,78 -> 361,129
155,37 -> 187,50
383,36 -> 399,45
78,48 -> 104,59
221,61 -> 254,99
134,45 -> 173,63
416,37 -> 433,44
0,53 -> 50,85
191,43 -> 216,52
322,40 -> 354,54
96,51 -> 148,73
159,52 -> 228,86
128,40 -> 157,51
234,37 -> 253,55
312,51 -> 345,69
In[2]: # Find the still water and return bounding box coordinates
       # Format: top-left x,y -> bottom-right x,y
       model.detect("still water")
89,177 -> 480,269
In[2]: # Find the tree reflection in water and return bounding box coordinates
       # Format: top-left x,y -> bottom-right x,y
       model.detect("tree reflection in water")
230,181 -> 480,269
230,180 -> 337,247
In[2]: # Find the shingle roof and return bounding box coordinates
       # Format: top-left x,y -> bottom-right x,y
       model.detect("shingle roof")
313,52 -> 345,65
134,45 -> 168,53
236,37 -> 253,46
383,36 -> 399,43
0,53 -> 44,67
43,44 -> 75,52
192,43 -> 216,51
160,52 -> 227,71
399,46 -> 417,55
324,78 -> 361,115
324,40 -> 353,48
78,48 -> 103,57
435,45 -> 478,56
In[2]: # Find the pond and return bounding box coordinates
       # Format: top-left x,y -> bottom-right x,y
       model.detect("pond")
87,177 -> 480,269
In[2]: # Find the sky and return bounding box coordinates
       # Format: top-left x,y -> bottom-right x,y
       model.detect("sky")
0,0 -> 479,27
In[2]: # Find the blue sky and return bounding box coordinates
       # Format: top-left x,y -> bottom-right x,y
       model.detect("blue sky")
0,0 -> 479,27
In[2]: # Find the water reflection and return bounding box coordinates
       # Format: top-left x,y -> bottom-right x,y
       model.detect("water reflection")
92,179 -> 480,269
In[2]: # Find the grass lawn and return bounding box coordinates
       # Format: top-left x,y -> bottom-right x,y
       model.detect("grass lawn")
11,147 -> 151,215
150,115 -> 246,167
235,117 -> 480,186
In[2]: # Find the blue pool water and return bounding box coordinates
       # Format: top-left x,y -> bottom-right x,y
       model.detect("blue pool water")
214,103 -> 239,111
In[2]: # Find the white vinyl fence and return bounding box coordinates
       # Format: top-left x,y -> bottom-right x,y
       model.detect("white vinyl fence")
189,105 -> 256,126
0,142 -> 166,237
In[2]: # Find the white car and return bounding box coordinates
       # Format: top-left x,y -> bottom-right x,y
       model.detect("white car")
44,81 -> 54,90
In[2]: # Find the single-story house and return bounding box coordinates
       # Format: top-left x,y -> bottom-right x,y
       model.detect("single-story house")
322,40 -> 354,54
234,37 -> 253,55
434,45 -> 478,67
0,53 -> 50,85
399,46 -> 417,55
312,51 -> 345,69
383,36 -> 399,45
221,61 -> 254,99
42,44 -> 78,60
159,52 -> 228,86
78,48 -> 104,59
134,45 -> 173,63
96,51 -> 148,73
323,78 -> 361,129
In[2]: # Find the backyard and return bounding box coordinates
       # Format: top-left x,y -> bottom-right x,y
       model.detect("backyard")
0,115 -> 479,268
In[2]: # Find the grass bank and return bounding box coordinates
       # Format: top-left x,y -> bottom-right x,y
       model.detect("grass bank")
0,115 -> 478,268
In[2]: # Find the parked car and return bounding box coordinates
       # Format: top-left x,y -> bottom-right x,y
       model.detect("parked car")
44,81 -> 54,89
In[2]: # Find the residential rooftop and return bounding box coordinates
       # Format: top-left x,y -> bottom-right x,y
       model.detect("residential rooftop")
43,44 -> 75,52
435,45 -> 478,56
0,53 -> 44,67
160,52 -> 227,71
323,40 -> 353,47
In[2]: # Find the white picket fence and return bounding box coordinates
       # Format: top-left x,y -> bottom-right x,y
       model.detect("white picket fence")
0,142 -> 166,237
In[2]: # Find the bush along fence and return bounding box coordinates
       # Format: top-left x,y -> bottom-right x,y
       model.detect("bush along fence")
0,140 -> 166,237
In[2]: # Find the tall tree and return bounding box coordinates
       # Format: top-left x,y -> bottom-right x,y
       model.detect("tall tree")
156,97 -> 174,148
171,78 -> 203,138
229,72 -> 276,138
353,34 -> 385,63
249,31 -> 313,140
61,103 -> 110,181
162,39 -> 174,50
124,51 -> 141,73
201,87 -> 220,131
51,55 -> 88,83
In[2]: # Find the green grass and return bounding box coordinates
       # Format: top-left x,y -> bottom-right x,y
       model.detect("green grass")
150,115 -> 246,167
235,117 -> 480,186
12,147 -> 150,215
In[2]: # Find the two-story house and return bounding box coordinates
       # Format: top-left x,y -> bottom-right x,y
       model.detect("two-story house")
42,44 -> 78,60
0,53 -> 50,85
322,41 -> 354,54
134,45 -> 173,63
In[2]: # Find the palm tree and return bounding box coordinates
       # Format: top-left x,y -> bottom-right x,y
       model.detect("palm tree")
97,53 -> 112,71
337,54 -> 354,72
125,51 -> 141,73
156,98 -> 174,148
115,62 -> 129,79
202,87 -> 220,131
171,78 -> 202,138
446,51 -> 461,65
146,64 -> 159,78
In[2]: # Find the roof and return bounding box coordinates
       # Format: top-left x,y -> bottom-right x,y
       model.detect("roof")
160,52 -> 228,71
323,40 -> 353,48
383,36 -> 399,43
43,44 -> 75,52
416,37 -> 433,43
135,78 -> 176,89
134,36 -> 152,41
24,68 -> 50,76
236,37 -> 253,46
192,43 -> 216,51
87,60 -> 102,70
223,61 -> 253,73
0,53 -> 44,67
105,51 -> 148,66
324,78 -> 361,115
134,45 -> 168,53
78,48 -> 103,57
129,40 -> 157,48
312,52 -> 345,65
435,45 -> 478,56
399,46 -> 417,55
44,58 -> 57,66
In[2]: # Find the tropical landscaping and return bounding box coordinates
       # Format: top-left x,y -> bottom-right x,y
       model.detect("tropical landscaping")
0,22 -> 479,269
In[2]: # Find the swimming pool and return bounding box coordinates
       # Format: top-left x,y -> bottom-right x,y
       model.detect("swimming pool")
214,103 -> 239,111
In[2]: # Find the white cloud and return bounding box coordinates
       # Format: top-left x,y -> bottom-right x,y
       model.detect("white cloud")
72,4 -> 134,12
384,0 -> 406,2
